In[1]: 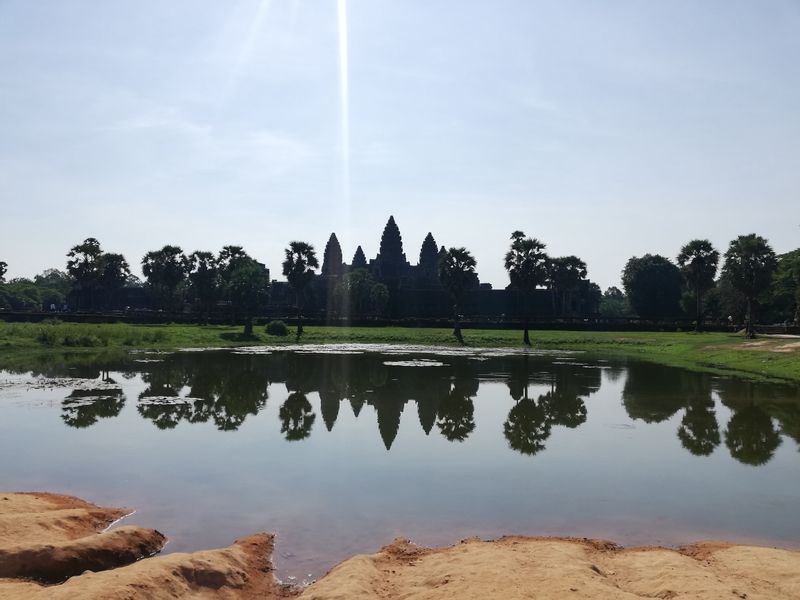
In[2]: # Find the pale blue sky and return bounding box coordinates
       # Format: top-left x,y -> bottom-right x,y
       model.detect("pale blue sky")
1,0 -> 798,288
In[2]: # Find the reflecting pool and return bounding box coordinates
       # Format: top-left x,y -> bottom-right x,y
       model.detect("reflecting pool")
1,345 -> 798,583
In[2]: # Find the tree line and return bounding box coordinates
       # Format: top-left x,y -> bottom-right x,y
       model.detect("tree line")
608,234 -> 799,338
1,231 -> 798,341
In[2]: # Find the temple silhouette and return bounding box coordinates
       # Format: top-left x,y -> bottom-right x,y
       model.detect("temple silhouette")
271,216 -> 601,321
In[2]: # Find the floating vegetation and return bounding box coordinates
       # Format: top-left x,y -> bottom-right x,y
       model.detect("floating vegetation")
383,360 -> 447,367
138,396 -> 198,406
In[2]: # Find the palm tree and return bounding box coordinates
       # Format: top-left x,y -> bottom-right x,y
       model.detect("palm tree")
677,239 -> 719,332
438,247 -> 477,343
504,231 -> 548,345
722,234 -> 777,338
282,241 -> 319,336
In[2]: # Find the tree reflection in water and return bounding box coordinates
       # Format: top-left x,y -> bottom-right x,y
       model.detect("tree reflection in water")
279,392 -> 316,441
134,353 -> 270,431
62,387 -> 126,429
502,356 -> 599,456
622,366 -> 721,457
47,349 -> 800,465
724,406 -> 781,466
678,397 -> 720,456
715,377 -> 791,465
60,367 -> 125,428
436,380 -> 477,443
504,397 -> 550,456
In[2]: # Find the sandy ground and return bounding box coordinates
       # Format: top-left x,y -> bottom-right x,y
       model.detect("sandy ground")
2,493 -> 800,599
302,537 -> 800,600
0,492 -> 295,599
727,334 -> 800,353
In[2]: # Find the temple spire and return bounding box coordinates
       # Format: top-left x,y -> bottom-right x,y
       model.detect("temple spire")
418,232 -> 439,275
351,245 -> 367,270
377,216 -> 407,280
321,233 -> 343,277
379,216 -> 405,265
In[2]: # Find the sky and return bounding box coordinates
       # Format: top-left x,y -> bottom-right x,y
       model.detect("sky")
1,0 -> 798,289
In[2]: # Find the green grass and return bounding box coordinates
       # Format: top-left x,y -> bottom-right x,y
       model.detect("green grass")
0,320 -> 798,383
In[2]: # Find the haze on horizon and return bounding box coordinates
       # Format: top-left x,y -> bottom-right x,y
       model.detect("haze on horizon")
1,0 -> 798,290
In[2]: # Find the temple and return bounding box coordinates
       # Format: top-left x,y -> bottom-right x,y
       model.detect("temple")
270,216 -> 601,322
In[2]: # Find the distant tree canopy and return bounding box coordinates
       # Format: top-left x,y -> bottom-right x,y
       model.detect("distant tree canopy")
504,231 -> 548,345
677,239 -> 719,331
0,265 -> 73,311
770,250 -> 800,324
0,261 -> 7,283
141,245 -> 189,312
599,286 -> 628,318
66,238 -> 130,310
334,268 -> 389,320
226,257 -> 270,336
34,269 -> 72,297
622,254 -> 683,319
548,255 -> 587,315
439,247 -> 477,343
0,279 -> 43,311
187,251 -> 220,319
722,234 -> 777,337
283,241 -> 319,335
141,244 -> 269,331
98,253 -> 131,309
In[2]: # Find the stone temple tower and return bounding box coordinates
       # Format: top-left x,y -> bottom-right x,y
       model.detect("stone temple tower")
418,232 -> 439,282
351,246 -> 367,270
376,216 -> 407,281
321,233 -> 344,277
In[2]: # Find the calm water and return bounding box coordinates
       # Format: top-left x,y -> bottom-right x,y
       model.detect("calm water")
1,345 -> 799,583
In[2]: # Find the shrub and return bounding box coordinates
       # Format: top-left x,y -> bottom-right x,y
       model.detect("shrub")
63,333 -> 104,347
265,320 -> 289,337
35,327 -> 61,346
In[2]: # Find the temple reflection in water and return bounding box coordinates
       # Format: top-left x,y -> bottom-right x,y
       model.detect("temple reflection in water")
41,349 -> 800,466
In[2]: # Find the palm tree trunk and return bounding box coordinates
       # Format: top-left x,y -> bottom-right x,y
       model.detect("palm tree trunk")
523,299 -> 531,346
296,290 -> 304,336
452,302 -> 463,344
746,297 -> 754,338
695,290 -> 702,332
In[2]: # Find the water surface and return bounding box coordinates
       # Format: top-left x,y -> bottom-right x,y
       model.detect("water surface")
1,345 -> 798,583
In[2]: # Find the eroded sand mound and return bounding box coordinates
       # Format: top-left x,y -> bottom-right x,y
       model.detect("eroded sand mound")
300,536 -> 800,600
3,493 -> 800,599
0,492 -> 296,600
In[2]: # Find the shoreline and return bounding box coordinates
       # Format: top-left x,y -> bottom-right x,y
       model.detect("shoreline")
2,492 -> 800,599
1,322 -> 799,383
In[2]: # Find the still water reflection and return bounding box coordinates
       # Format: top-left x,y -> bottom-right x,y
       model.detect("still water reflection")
46,350 -> 798,464
1,346 -> 799,581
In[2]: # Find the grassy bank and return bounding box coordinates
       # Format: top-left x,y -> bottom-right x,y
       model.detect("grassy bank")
0,320 -> 798,383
